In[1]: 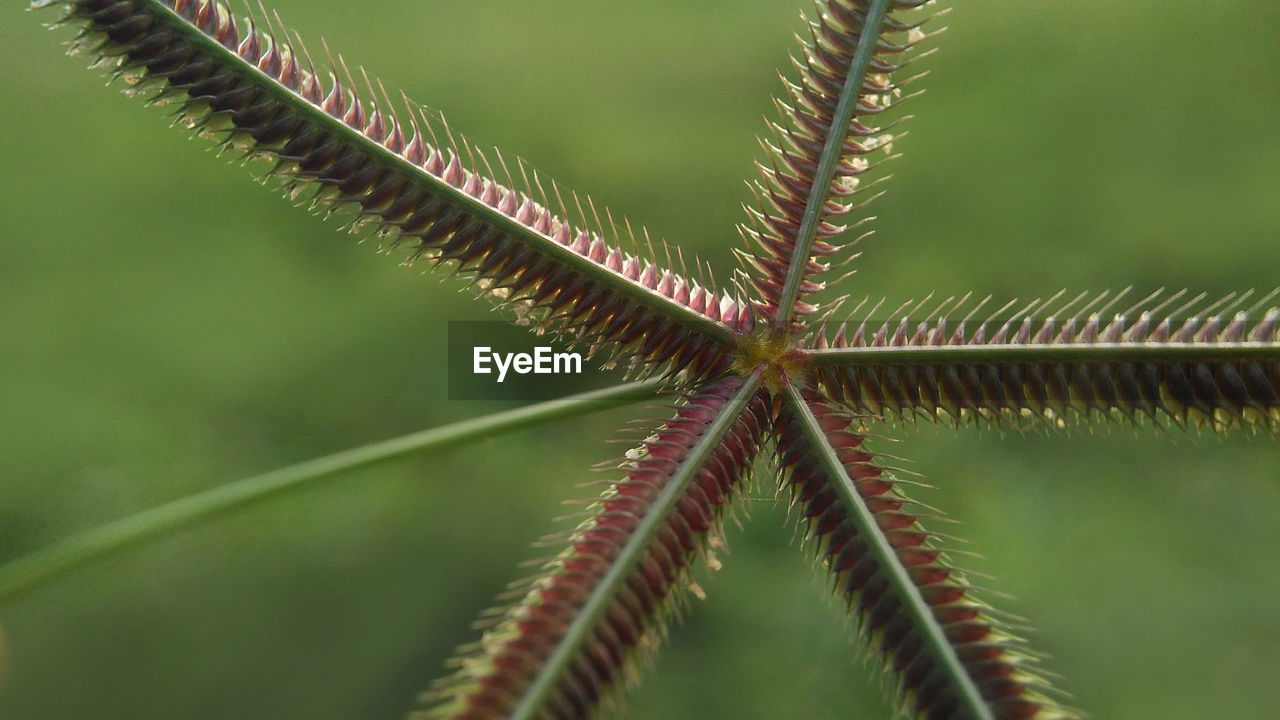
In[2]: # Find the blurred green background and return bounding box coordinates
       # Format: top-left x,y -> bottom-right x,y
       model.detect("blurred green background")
2,1 -> 1279,718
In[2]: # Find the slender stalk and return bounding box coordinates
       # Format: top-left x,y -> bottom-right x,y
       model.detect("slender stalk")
509,373 -> 762,720
0,379 -> 662,604
773,0 -> 893,329
781,382 -> 994,720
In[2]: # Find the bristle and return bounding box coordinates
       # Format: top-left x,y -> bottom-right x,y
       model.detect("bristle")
43,0 -> 750,379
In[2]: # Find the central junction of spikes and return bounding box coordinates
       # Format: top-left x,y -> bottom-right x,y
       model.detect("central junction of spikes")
731,329 -> 810,391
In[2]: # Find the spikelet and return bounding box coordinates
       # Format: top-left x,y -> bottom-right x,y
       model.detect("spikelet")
809,291 -> 1280,431
738,0 -> 938,326
421,376 -> 769,719
774,392 -> 1077,720
39,0 -> 754,379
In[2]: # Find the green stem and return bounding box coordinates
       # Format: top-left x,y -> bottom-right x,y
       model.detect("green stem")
0,379 -> 662,605
781,383 -> 994,720
773,0 -> 892,329
509,373 -> 762,720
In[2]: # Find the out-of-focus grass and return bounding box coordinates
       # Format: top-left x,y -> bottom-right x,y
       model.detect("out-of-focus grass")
1,2 -> 1277,719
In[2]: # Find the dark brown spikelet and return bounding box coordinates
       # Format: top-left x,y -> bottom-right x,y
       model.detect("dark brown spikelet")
808,291 -> 1280,431
422,376 -> 768,720
39,0 -> 754,378
738,0 -> 937,325
774,392 -> 1075,720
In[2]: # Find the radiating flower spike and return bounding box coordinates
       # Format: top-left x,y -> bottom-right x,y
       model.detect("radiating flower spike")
421,376 -> 768,720
740,0 -> 940,328
773,389 -> 1079,719
809,289 -> 1280,432
41,0 -> 758,382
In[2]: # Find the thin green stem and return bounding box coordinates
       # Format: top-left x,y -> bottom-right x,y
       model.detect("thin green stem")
781,382 -> 994,720
0,379 -> 663,605
773,0 -> 892,329
509,373 -> 762,720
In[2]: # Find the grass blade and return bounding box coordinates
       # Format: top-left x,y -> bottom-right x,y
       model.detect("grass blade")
0,379 -> 662,605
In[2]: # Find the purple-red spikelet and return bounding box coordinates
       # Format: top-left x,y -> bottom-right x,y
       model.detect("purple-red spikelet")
48,0 -> 753,378
774,393 -> 1072,719
739,0 -> 934,323
422,377 -> 769,719
810,292 -> 1280,429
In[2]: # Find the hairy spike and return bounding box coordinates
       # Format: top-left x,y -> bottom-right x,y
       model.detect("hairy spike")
808,292 -> 1280,431
741,0 -> 939,327
40,0 -> 748,378
421,376 -> 769,720
775,389 -> 1077,720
